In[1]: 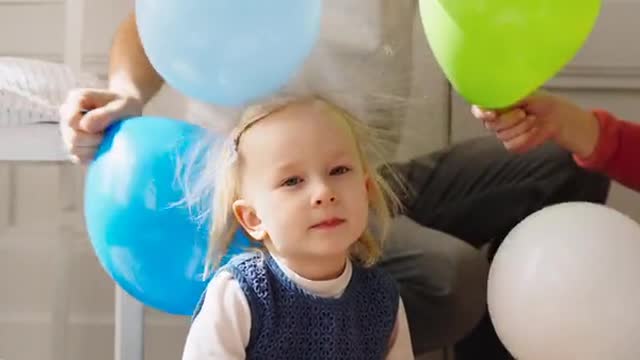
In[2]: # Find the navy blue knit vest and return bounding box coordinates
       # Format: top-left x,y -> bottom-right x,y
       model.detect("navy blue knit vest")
195,252 -> 399,359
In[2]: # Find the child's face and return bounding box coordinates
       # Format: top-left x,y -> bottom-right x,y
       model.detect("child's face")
234,101 -> 370,263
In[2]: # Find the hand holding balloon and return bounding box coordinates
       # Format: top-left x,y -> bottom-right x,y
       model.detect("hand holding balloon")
84,116 -> 249,315
471,92 -> 600,155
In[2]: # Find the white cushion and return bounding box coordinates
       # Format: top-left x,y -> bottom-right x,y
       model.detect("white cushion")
0,56 -> 103,127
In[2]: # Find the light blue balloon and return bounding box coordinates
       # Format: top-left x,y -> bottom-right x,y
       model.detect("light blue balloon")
84,116 -> 251,315
136,0 -> 323,106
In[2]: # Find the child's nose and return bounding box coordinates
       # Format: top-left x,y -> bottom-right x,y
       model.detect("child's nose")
315,196 -> 336,205
312,183 -> 337,206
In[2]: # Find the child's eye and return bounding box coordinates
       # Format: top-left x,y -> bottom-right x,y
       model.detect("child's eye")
281,176 -> 303,187
330,166 -> 351,176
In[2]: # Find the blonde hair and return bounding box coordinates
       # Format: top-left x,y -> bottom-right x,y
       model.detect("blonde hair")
203,96 -> 400,274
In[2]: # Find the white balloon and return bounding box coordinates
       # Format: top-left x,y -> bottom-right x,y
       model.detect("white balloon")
488,202 -> 640,360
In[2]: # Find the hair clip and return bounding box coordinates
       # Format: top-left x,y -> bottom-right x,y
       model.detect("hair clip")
224,136 -> 239,163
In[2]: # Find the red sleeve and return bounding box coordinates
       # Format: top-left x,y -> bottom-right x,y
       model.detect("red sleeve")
573,110 -> 640,191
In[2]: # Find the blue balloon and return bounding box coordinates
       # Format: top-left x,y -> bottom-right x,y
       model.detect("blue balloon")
84,116 -> 250,315
136,0 -> 322,106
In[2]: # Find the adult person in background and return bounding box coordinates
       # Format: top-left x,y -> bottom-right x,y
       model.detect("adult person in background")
59,4 -> 610,358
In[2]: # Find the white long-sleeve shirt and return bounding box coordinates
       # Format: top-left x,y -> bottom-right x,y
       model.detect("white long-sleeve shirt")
182,257 -> 414,359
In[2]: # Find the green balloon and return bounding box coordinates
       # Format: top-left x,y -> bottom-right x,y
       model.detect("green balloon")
419,0 -> 601,109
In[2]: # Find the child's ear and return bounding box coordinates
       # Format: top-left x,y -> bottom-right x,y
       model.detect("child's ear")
365,174 -> 383,206
365,174 -> 372,193
232,199 -> 267,240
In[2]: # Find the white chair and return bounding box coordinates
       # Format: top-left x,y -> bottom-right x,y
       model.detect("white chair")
63,2 -> 146,359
